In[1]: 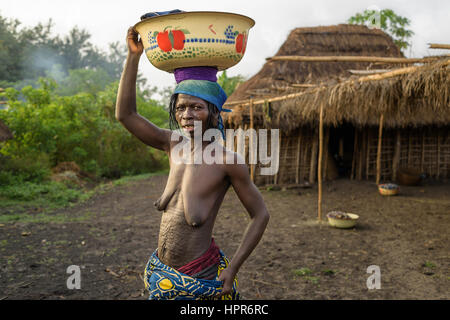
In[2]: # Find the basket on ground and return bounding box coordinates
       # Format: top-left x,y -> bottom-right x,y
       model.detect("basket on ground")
134,11 -> 255,73
378,183 -> 399,196
326,211 -> 359,229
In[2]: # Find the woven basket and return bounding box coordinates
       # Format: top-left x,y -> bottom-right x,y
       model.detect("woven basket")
378,184 -> 399,196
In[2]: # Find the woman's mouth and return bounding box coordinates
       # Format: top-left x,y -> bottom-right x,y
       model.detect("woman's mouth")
182,124 -> 195,132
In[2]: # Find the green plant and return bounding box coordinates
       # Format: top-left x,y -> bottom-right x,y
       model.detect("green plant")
348,8 -> 414,51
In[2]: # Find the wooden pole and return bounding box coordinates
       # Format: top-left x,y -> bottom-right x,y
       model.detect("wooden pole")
351,127 -> 358,180
392,129 -> 401,181
249,98 -> 255,182
421,133 -> 425,172
309,132 -> 319,183
318,103 -> 324,221
428,43 -> 450,50
267,55 -> 440,64
348,69 -> 391,75
358,131 -> 365,181
290,84 -> 316,88
323,128 -> 330,181
366,130 -> 371,180
437,135 -> 441,179
295,131 -> 302,184
376,114 -> 384,185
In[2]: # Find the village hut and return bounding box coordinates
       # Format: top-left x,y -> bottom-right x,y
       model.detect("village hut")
223,24 -> 450,186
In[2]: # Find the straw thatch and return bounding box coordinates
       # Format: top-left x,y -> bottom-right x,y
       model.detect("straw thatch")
227,24 -> 403,103
226,58 -> 449,132
277,58 -> 450,131
0,119 -> 13,142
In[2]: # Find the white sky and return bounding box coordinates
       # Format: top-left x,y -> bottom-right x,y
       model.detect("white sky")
2,0 -> 449,91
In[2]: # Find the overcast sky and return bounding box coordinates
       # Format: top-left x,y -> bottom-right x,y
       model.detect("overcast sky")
2,0 -> 449,91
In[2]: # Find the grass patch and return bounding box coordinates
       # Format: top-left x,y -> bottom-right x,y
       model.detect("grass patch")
292,268 -> 313,277
0,210 -> 95,224
0,171 -> 168,223
292,267 -> 321,285
423,261 -> 436,268
112,170 -> 167,186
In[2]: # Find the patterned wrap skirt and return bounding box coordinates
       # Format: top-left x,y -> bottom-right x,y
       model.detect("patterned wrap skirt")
144,249 -> 240,300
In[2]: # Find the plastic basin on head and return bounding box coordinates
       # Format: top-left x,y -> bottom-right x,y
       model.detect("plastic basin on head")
134,11 -> 255,73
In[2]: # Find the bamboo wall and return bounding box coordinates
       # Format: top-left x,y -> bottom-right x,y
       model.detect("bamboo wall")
233,125 -> 450,186
352,126 -> 450,181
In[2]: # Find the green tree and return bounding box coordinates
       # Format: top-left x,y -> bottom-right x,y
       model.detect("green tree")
217,70 -> 246,97
0,13 -> 129,85
348,8 -> 414,51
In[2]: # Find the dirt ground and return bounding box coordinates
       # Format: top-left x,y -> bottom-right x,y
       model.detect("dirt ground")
1,174 -> 449,300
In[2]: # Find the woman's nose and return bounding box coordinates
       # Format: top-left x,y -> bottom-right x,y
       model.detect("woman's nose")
182,108 -> 194,119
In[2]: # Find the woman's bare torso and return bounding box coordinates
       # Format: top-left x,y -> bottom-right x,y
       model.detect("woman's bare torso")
154,145 -> 230,268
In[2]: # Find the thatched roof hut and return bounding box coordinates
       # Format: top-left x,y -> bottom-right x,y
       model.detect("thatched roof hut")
0,119 -> 13,142
227,24 -> 403,103
222,24 -> 450,185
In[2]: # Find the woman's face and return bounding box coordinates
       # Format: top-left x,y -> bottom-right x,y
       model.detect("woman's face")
175,94 -> 216,136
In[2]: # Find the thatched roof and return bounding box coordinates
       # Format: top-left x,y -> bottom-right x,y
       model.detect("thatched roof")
227,24 -> 403,102
0,119 -> 13,142
224,24 -> 450,131
226,58 -> 450,131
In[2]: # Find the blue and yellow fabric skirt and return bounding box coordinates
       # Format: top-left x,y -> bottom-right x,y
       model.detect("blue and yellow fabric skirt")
144,249 -> 240,300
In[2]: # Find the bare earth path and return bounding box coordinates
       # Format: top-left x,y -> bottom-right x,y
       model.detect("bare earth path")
1,175 -> 449,300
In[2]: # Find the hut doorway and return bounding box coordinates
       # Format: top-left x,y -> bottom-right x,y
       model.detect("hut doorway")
329,123 -> 355,177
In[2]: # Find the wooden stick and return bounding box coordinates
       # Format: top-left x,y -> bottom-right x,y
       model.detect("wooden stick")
348,69 -> 391,75
267,55 -> 439,64
437,134 -> 441,178
428,43 -> 450,50
317,103 -> 324,221
392,129 -> 401,181
290,83 -> 317,88
309,131 -> 318,183
351,127 -> 358,180
300,131 -> 307,181
376,114 -> 384,185
366,130 -> 371,180
295,131 -> 302,184
408,132 -> 412,166
323,128 -> 330,181
249,98 -> 255,182
421,133 -> 425,172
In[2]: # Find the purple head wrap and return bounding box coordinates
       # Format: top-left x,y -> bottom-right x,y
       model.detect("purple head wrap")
174,66 -> 218,84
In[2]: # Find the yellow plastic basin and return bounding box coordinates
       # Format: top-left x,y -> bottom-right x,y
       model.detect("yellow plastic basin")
134,11 -> 255,73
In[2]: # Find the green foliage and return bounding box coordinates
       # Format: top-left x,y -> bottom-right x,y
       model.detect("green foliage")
348,8 -> 414,51
0,78 -> 169,185
0,14 -> 127,84
217,70 -> 246,97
